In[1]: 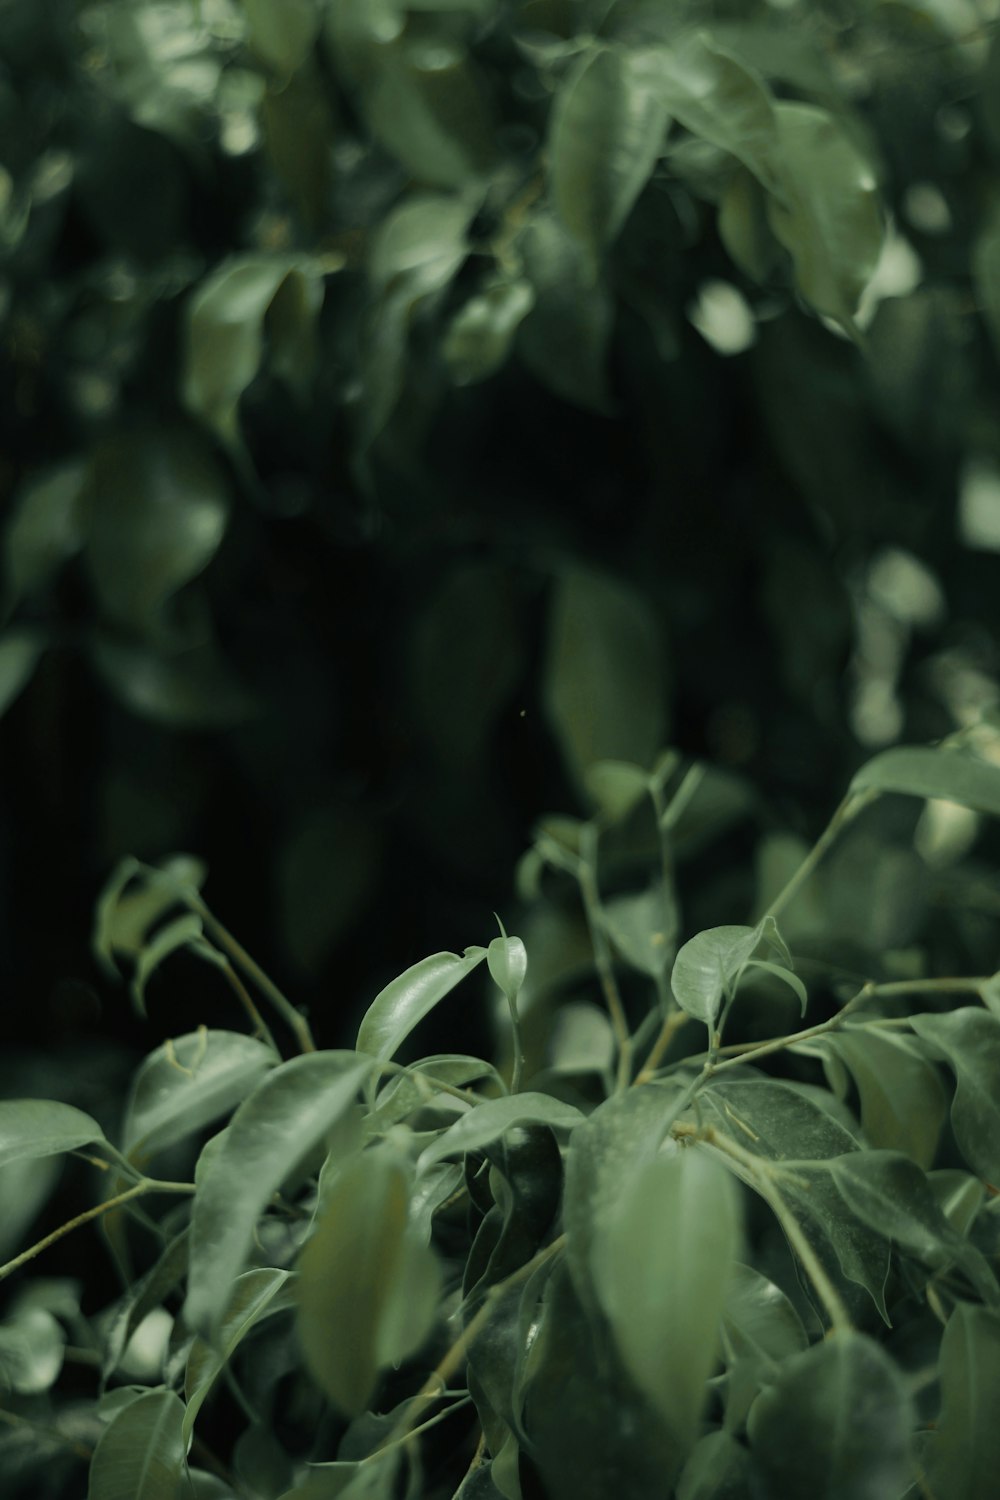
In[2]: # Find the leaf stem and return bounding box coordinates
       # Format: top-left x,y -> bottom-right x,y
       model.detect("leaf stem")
193,899 -> 316,1054
219,958 -> 278,1052
761,791 -> 875,923
0,1177 -> 195,1282
578,825 -> 632,1091
634,1010 -> 691,1084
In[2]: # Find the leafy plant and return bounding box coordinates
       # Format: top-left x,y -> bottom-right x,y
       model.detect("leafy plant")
4,738 -> 1000,1498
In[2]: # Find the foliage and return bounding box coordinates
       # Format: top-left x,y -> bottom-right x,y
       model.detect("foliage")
5,0 -> 1000,1050
3,740 -> 1000,1497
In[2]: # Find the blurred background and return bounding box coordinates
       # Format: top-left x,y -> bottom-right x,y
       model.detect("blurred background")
3,0 -> 1000,1096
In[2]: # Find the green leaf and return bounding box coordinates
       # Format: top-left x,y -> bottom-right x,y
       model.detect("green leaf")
183,1268 -> 294,1446
487,933 -> 527,1005
242,0 -> 319,76
765,102 -> 883,328
701,1078 -> 860,1164
129,912 -> 228,1019
296,1148 -> 440,1416
748,1332 -> 914,1500
563,1082 -> 688,1315
0,1098 -> 107,1168
516,213 -> 615,413
910,1009 -> 1000,1186
722,1261 -> 808,1366
0,629 -> 45,717
0,1307 -> 65,1394
122,1030 -> 279,1163
542,565 -> 666,793
630,33 -> 780,192
102,1229 -> 190,1382
801,1026 -> 947,1168
183,1050 -> 373,1337
3,461 -> 86,611
925,1304 -> 1000,1500
183,256 -> 324,449
799,1151 -> 998,1306
91,635 -> 257,730
418,1092 -> 583,1168
583,759 -> 651,821
366,41 -> 496,189
87,1388 -> 186,1500
741,958 -> 808,1016
601,881 -> 677,978
441,278 -> 534,386
676,1430 -> 754,1500
670,917 -> 786,1027
92,855 -> 206,975
549,44 -> 668,269
85,428 -> 230,633
851,745 -> 1000,819
356,948 -> 488,1063
591,1145 -> 741,1449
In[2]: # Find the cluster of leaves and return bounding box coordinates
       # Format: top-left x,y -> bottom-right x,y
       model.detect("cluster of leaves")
3,739 -> 1000,1498
5,0 -> 1000,1042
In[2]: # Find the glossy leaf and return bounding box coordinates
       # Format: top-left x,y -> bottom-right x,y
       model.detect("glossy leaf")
542,565 -> 666,793
591,1146 -> 741,1448
184,1268 -> 294,1445
549,44 -> 668,268
765,102 -> 883,327
910,1009 -> 1000,1185
122,1029 -> 278,1162
850,746 -> 1000,819
183,1050 -> 373,1337
0,1098 -> 107,1168
85,427 -> 230,632
418,1092 -> 583,1169
295,1148 -> 440,1416
487,933 -> 527,1004
356,948 -> 488,1062
87,1388 -> 186,1500
925,1303 -> 1000,1500
802,1026 -> 947,1168
748,1332 -> 914,1499
671,917 -> 787,1026
630,34 -> 780,192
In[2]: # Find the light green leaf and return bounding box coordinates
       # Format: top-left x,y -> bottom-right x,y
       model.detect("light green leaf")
183,1051 -> 374,1337
487,933 -> 527,1005
800,1151 -> 998,1306
851,745 -> 1000,819
910,1009 -> 1000,1185
183,256 -> 324,449
85,428 -> 230,633
802,1026 -> 947,1168
370,1054 -> 504,1133
0,1307 -> 65,1394
183,1268 -> 294,1446
296,1148 -> 440,1416
722,1261 -> 808,1366
516,213 -> 615,414
670,917 -> 785,1027
441,278 -> 534,385
549,44 -> 668,268
123,1030 -> 279,1163
741,957 -> 807,1015
748,1332 -> 914,1499
356,948 -> 488,1062
765,101 -> 883,327
87,1388 -> 186,1500
242,0 -> 318,76
92,855 -> 206,975
0,1098 -> 107,1169
602,881 -> 677,978
542,565 -> 666,794
102,1229 -> 190,1382
630,33 -> 780,192
591,1146 -> 741,1449
925,1304 -> 1000,1500
702,1077 -> 860,1163
583,759 -> 651,821
418,1092 -> 583,1169
0,630 -> 45,717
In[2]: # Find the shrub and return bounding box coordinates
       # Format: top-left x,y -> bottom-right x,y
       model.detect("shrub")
3,738 -> 1000,1498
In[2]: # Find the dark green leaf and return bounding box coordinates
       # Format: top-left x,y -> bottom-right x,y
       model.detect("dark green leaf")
91,636 -> 257,729
356,948 -> 488,1062
418,1092 -> 583,1168
850,746 -> 1000,819
3,461 -> 86,611
184,1268 -> 294,1445
0,629 -> 45,717
748,1332 -> 914,1499
129,912 -> 227,1018
0,1098 -> 107,1168
243,0 -> 318,76
366,41 -> 496,189
441,278 -> 534,385
910,1009 -> 1000,1185
516,213 -> 615,413
722,1261 -> 808,1366
973,206 -> 1000,362
676,1430 -> 755,1500
184,1050 -> 373,1337
87,1388 -> 186,1500
924,1304 -> 1000,1500
549,44 -> 668,268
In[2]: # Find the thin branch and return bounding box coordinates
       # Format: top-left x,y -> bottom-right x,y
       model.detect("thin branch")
218,958 -> 278,1052
761,790 -> 876,924
634,1010 -> 691,1084
0,1178 -> 195,1283
578,825 -> 632,1091
192,900 -> 316,1054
